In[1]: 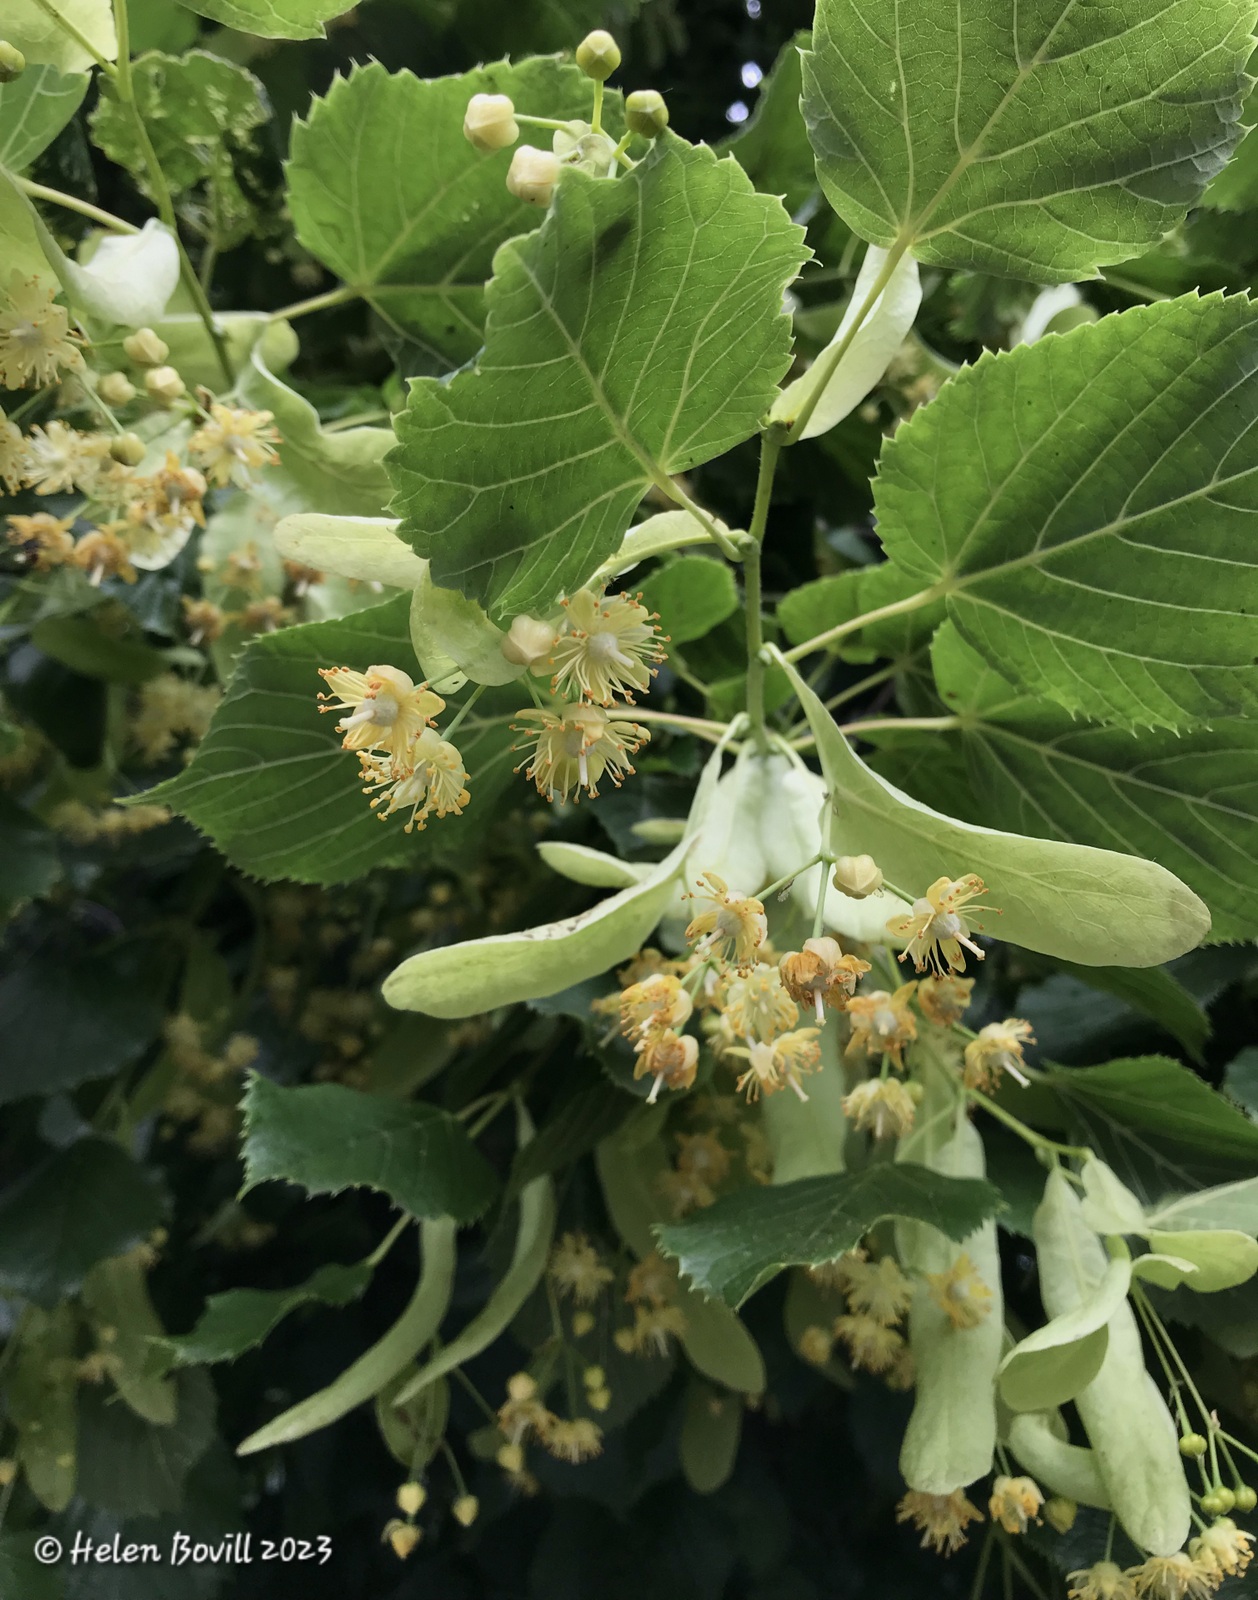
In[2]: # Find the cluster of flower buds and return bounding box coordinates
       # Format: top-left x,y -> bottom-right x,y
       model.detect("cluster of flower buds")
461,30 -> 670,211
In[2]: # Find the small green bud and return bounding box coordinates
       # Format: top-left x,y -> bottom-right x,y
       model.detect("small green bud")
1215,1487 -> 1237,1513
1201,1491 -> 1225,1515
98,371 -> 137,407
625,89 -> 669,138
452,1494 -> 479,1527
1179,1433 -> 1208,1459
1043,1497 -> 1077,1535
0,42 -> 26,83
123,328 -> 169,367
576,29 -> 620,81
144,365 -> 185,403
832,854 -> 884,900
109,432 -> 147,466
1233,1485 -> 1257,1511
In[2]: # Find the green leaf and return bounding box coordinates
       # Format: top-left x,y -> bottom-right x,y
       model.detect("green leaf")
237,1220 -> 455,1454
287,58 -> 620,371
239,1075 -> 498,1224
90,52 -> 267,251
1050,1057 -> 1258,1171
594,509 -> 733,584
780,653 -> 1211,966
381,742 -> 723,1017
6,0 -> 116,72
722,33 -> 817,216
1056,965 -> 1209,1062
388,135 -> 807,619
637,556 -> 739,645
933,623 -> 1258,944
272,514 -> 426,591
0,64 -> 88,172
82,1254 -> 178,1425
679,1381 -> 743,1495
1225,1046 -> 1258,1114
802,0 -> 1257,281
148,597 -> 516,885
163,1261 -> 374,1366
1205,118 -> 1258,212
1137,1230 -> 1258,1292
536,840 -> 647,889
76,1368 -> 216,1516
0,1139 -> 166,1307
879,297 -> 1258,729
9,1306 -> 78,1512
0,793 -> 59,917
656,1163 -> 1003,1307
999,1257 -> 1130,1413
1148,1176 -> 1258,1235
778,560 -> 944,661
173,0 -> 354,38
30,612 -> 168,685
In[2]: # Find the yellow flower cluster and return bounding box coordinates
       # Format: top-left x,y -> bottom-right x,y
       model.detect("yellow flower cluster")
1067,1523 -> 1254,1600
822,1252 -> 915,1386
494,1372 -> 604,1471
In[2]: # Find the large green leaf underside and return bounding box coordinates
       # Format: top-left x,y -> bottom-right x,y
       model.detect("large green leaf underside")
241,1076 -> 498,1223
148,596 -> 516,886
287,58 -> 621,373
934,624 -> 1258,943
0,65 -> 88,173
657,1164 -> 1004,1306
173,0 -> 352,38
802,0 -> 1257,281
388,134 -> 807,619
876,295 -> 1258,730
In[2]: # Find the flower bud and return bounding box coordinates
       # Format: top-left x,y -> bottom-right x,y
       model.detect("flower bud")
1179,1433 -> 1208,1458
506,145 -> 560,207
625,89 -> 669,138
396,1481 -> 426,1517
496,1442 -> 525,1473
123,328 -> 169,366
576,29 -> 620,81
98,371 -> 137,406
384,1520 -> 421,1559
463,93 -> 519,152
832,853 -> 883,899
1234,1485 -> 1257,1511
109,431 -> 147,466
571,1309 -> 595,1336
502,613 -> 558,668
1043,1497 -> 1077,1534
1201,1490 -> 1225,1515
0,1459 -> 15,1486
145,365 -> 186,403
452,1494 -> 479,1526
0,43 -> 26,84
1215,1487 -> 1237,1513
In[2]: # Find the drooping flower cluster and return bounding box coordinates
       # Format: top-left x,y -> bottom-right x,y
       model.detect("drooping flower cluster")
318,665 -> 471,834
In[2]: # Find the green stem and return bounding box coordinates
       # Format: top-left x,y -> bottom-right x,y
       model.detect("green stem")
271,283 -> 363,322
365,1214 -> 412,1269
967,1088 -> 1090,1161
26,0 -> 116,74
443,682 -> 487,741
781,582 -> 946,664
80,378 -> 124,435
111,0 -> 233,387
811,850 -> 830,940
742,427 -> 785,751
842,715 -> 961,738
591,81 -> 605,136
630,708 -> 731,744
16,178 -> 137,234
323,409 -> 391,432
450,1365 -> 500,1426
757,855 -> 822,902
970,1524 -> 996,1600
783,238 -> 910,443
653,473 -> 742,561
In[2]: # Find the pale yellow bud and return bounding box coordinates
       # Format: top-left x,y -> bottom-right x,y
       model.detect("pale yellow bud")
1044,1497 -> 1077,1534
123,328 -> 169,366
507,145 -> 560,206
0,43 -> 26,84
98,371 -> 137,406
625,89 -> 668,137
506,1371 -> 537,1403
109,431 -> 147,466
576,29 -> 620,81
145,365 -> 186,403
496,1442 -> 525,1473
582,1365 -> 605,1389
832,854 -> 884,899
571,1309 -> 595,1336
384,1520 -> 421,1559
463,93 -> 519,152
0,1458 -> 15,1486
501,613 -> 558,669
396,1480 -> 426,1517
587,1387 -> 611,1411
452,1494 -> 479,1526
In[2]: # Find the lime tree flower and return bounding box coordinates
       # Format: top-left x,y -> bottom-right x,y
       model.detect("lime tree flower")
318,664 -> 445,764
896,1489 -> 983,1556
6,512 -> 76,570
358,729 -> 470,833
887,873 -> 989,975
988,1475 -> 1044,1535
833,1311 -> 904,1374
635,1029 -> 699,1102
779,936 -> 871,1023
188,404 -> 281,488
926,1251 -> 993,1328
1067,1562 -> 1136,1600
842,1077 -> 916,1140
963,1018 -> 1035,1090
917,974 -> 974,1026
718,963 -> 798,1044
1126,1554 -> 1214,1600
684,872 -> 767,968
0,272 -> 84,387
1190,1519 -> 1254,1581
20,420 -> 109,495
0,407 -> 22,492
548,588 -> 667,704
845,984 -> 917,1070
618,973 -> 693,1042
842,1255 -> 913,1324
513,702 -> 646,801
726,1028 -> 821,1101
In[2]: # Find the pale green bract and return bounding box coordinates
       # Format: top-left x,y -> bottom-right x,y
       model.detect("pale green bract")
801,0 -> 1258,281
272,515 -> 427,592
0,65 -> 88,172
877,296 -> 1258,731
997,1255 -> 1130,1412
387,134 -> 808,620
778,653 -> 1211,966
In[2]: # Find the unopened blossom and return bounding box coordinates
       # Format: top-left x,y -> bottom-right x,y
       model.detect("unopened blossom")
720,963 -> 799,1042
383,1520 -> 421,1559
452,1494 -> 479,1526
728,1028 -> 821,1101
547,1231 -> 613,1304
615,1301 -> 687,1356
635,1028 -> 698,1102
1190,1519 -> 1254,1580
182,596 -> 226,645
917,974 -> 975,1027
685,872 -> 767,969
1067,1563 -> 1136,1600
779,936 -> 871,1023
0,272 -> 83,387
188,403 -> 281,488
618,973 -> 692,1042
549,589 -> 667,704
0,408 -> 22,492
887,874 -> 989,975
6,512 -> 76,570
72,526 -> 137,585
1127,1553 -> 1215,1600
833,1312 -> 904,1374
842,1255 -> 913,1325
988,1475 -> 1043,1534
318,664 -> 444,763
507,144 -> 560,205
513,702 -> 646,801
21,420 -> 108,494
963,1019 -> 1035,1091
926,1251 -> 993,1329
358,729 -> 470,832
845,983 -> 918,1070
501,613 -> 559,670
842,1077 -> 916,1141
831,853 -> 883,899
463,92 -> 519,151
1044,1497 -> 1078,1534
896,1489 -> 983,1556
